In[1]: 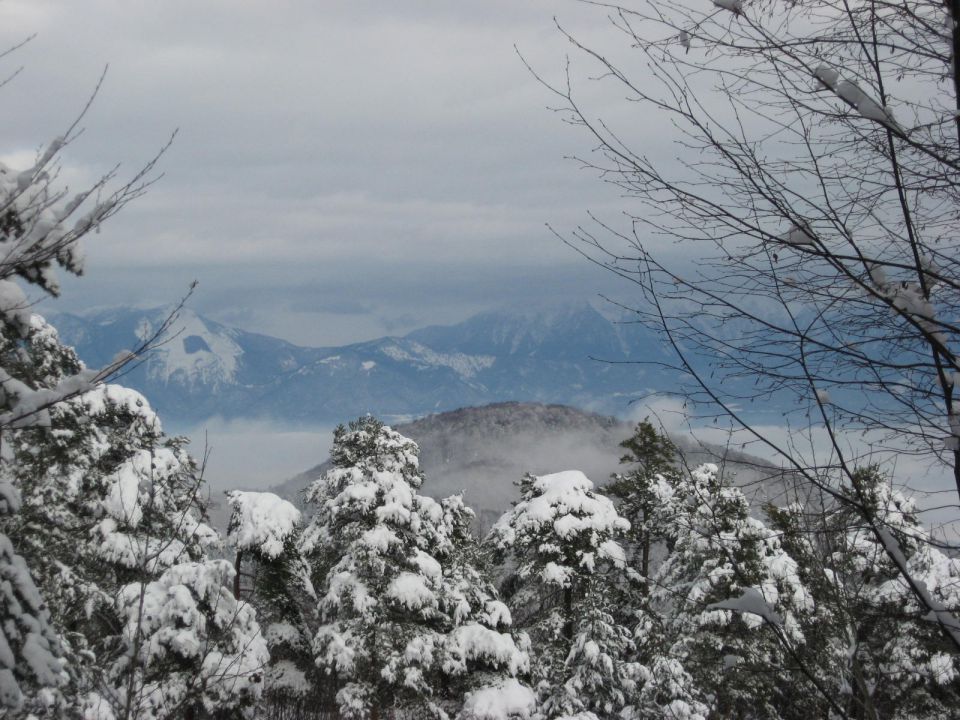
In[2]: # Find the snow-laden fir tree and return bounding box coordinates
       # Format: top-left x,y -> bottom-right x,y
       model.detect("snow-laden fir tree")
226,490 -> 319,710
0,313 -> 269,719
107,558 -> 268,720
431,493 -> 533,720
304,416 -> 529,720
487,470 -> 640,720
0,122 -> 272,718
0,130 -> 163,714
639,463 -> 815,720
605,420 -> 680,640
76,385 -> 268,720
4,319 -> 204,714
770,468 -> 960,719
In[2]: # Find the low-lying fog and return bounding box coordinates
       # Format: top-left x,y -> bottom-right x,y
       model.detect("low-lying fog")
182,403 -> 958,541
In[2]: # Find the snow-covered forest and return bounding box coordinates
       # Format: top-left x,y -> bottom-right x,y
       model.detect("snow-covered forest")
2,344 -> 958,719
4,0 -> 960,717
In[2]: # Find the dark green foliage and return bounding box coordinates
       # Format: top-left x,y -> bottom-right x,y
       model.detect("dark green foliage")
608,419 -> 678,584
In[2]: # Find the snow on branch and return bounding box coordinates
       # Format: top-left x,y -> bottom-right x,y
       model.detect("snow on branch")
778,221 -> 816,247
813,65 -> 904,135
711,0 -> 743,15
875,526 -> 960,649
459,678 -> 537,720
707,587 -> 784,627
226,491 -> 301,560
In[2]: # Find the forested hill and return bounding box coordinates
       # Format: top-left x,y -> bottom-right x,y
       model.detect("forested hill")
272,402 -> 789,532
273,402 -> 630,531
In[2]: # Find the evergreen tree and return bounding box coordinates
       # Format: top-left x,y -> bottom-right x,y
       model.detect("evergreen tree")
0,480 -> 65,712
488,470 -> 638,719
104,559 -> 269,720
770,469 -> 960,719
608,419 -> 678,585
0,140 -> 98,715
0,139 -> 270,719
305,417 -> 528,720
0,313 -> 269,719
0,83 -> 271,720
643,464 -> 816,720
432,494 -> 531,717
0,134 -> 160,714
226,490 -> 319,711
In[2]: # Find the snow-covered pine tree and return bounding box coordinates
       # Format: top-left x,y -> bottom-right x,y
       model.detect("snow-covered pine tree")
0,480 -> 65,713
643,463 -> 816,720
769,468 -> 960,719
0,116 -> 271,718
0,129 -> 157,713
487,470 -> 639,720
0,312 -> 270,719
431,494 -> 531,720
303,416 -> 446,718
0,315 -> 89,714
5,318 -> 194,713
226,490 -> 319,713
606,419 -> 680,638
107,558 -> 268,720
304,417 -> 529,720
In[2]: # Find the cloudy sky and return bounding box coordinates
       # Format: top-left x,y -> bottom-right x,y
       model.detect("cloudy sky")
0,0 -> 651,346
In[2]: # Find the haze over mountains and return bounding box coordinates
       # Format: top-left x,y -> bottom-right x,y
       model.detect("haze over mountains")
274,402 -> 632,532
48,301 -> 676,428
265,402 -> 788,536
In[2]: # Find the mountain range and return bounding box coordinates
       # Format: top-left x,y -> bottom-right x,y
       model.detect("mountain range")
47,302 -> 678,428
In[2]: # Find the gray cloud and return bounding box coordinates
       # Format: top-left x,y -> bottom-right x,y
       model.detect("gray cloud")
0,1 -> 673,342
41,256 -> 626,346
286,298 -> 373,316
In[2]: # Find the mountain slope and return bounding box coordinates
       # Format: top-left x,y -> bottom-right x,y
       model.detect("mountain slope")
274,402 -> 633,532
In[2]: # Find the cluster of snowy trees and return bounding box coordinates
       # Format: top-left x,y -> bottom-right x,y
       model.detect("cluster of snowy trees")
535,0 -> 960,711
6,0 -> 960,714
225,417 -> 960,720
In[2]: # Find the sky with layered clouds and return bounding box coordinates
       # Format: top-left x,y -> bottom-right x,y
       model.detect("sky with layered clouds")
0,0 -> 657,347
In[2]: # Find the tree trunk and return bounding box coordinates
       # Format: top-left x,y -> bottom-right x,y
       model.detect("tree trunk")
950,0 -> 960,150
233,549 -> 243,600
851,655 -> 878,720
640,507 -> 650,589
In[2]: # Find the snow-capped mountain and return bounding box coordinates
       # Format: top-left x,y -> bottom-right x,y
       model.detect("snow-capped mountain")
135,312 -> 242,389
47,302 -> 676,428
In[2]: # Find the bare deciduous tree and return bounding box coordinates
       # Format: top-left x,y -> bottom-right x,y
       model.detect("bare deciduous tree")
530,0 -> 960,653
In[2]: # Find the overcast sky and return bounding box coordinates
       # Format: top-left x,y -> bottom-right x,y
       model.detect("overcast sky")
0,0 -> 657,346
